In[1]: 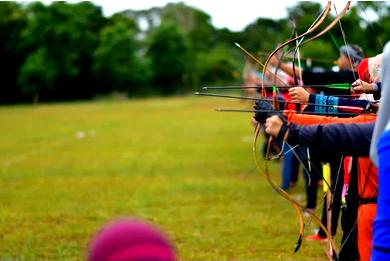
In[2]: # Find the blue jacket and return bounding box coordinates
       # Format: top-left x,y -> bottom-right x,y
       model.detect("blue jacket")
287,122 -> 374,157
372,130 -> 390,261
307,93 -> 370,115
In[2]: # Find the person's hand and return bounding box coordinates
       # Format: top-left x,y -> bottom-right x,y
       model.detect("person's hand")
289,87 -> 310,103
269,54 -> 280,67
367,103 -> 379,113
253,100 -> 274,124
265,115 -> 285,138
350,79 -> 375,94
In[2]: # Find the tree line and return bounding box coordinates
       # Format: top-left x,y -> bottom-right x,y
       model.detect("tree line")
0,1 -> 388,104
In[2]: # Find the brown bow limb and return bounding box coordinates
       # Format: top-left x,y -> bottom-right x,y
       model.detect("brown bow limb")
261,1 -> 332,97
252,124 -> 306,252
252,124 -> 338,254
299,1 -> 352,47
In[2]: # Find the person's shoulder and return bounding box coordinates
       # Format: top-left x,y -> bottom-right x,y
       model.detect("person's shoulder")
303,67 -> 335,75
338,69 -> 355,75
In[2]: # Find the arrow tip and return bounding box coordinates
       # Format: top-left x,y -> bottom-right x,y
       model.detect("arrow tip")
202,87 -> 208,90
234,42 -> 240,47
194,92 -> 200,95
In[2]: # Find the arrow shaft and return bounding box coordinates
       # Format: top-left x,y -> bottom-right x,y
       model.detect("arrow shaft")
215,108 -> 369,116
196,92 -> 359,109
203,84 -> 350,90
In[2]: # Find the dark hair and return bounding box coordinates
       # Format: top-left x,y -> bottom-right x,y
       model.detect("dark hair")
340,44 -> 364,67
350,44 -> 364,58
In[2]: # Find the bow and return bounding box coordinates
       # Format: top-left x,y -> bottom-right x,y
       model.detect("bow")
299,2 -> 351,46
260,1 -> 332,96
254,2 -> 330,252
253,1 -> 354,258
252,124 -> 339,254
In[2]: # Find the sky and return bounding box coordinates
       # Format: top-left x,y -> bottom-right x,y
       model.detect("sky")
38,0 -> 363,32
93,0 -> 299,31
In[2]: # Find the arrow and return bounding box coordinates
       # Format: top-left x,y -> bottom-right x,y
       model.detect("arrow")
202,83 -> 350,90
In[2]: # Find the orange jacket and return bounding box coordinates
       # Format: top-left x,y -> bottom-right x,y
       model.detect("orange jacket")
285,112 -> 376,125
356,158 -> 377,261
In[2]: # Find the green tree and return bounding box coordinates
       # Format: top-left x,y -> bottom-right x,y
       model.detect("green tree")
18,48 -> 57,103
287,2 -> 324,35
147,21 -> 188,95
161,3 -> 217,89
197,45 -> 239,85
300,40 -> 336,69
357,2 -> 390,54
161,3 -> 215,52
0,2 -> 27,103
20,1 -> 106,101
92,17 -> 151,96
1,0 -> 388,103
242,17 -> 288,56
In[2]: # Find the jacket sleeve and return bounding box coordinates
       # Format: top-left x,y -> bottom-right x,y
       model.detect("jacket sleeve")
286,112 -> 376,125
287,122 -> 374,157
307,94 -> 369,115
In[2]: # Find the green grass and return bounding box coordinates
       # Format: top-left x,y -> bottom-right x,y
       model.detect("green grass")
0,96 -> 329,260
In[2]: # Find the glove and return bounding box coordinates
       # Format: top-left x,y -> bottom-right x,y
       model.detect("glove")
253,100 -> 275,124
367,102 -> 379,113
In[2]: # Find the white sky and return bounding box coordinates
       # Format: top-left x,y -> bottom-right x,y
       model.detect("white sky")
39,1 -> 370,32
95,0 -> 299,31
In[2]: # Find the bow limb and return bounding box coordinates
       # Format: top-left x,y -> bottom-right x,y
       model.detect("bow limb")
300,1 -> 352,46
253,123 -> 339,257
261,1 -> 332,96
253,124 -> 305,252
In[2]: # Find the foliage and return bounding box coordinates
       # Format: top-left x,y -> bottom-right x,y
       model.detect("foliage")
162,3 -> 216,52
147,21 -> 189,95
300,40 -> 337,68
197,45 -> 240,85
0,2 -> 27,103
242,18 -> 287,54
18,47 -> 57,103
159,4 -> 218,90
20,1 -> 106,101
92,17 -> 151,96
287,2 -> 324,35
0,1 -> 388,103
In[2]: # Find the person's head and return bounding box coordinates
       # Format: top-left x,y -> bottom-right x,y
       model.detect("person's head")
87,218 -> 176,261
337,44 -> 364,70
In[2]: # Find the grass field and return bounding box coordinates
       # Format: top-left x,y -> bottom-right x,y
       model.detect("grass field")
0,96 -> 330,260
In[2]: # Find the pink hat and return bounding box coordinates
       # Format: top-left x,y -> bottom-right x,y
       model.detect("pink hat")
87,219 -> 176,261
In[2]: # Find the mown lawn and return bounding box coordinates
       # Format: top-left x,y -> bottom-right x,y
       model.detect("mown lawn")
0,96 -> 329,260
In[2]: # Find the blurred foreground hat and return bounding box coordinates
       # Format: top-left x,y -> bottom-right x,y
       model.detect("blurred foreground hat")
88,218 -> 176,261
368,53 -> 383,83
